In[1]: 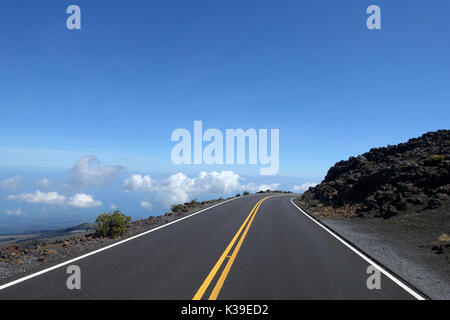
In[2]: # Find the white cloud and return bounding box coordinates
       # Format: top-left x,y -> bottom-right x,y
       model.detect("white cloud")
7,190 -> 66,205
69,156 -> 123,188
124,171 -> 241,205
7,190 -> 102,208
123,174 -> 153,192
110,204 -> 118,210
123,171 -> 280,207
68,194 -> 102,208
293,182 -> 318,193
0,175 -> 25,191
242,182 -> 281,193
140,201 -> 153,210
36,178 -> 53,188
5,208 -> 26,216
193,171 -> 242,194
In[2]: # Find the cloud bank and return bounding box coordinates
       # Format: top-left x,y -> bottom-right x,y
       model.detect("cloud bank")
0,175 -> 25,191
69,156 -> 123,188
5,208 -> 26,216
292,182 -> 318,193
7,190 -> 66,205
36,178 -> 53,188
68,193 -> 103,208
123,171 -> 280,206
140,201 -> 153,210
7,190 -> 102,208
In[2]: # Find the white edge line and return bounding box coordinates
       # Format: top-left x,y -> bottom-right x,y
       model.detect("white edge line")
289,198 -> 426,301
0,196 -> 242,291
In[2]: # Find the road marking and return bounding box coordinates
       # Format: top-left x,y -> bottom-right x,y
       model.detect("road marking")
0,196 -> 245,292
192,197 -> 266,300
289,198 -> 426,300
193,196 -> 273,300
209,197 -> 267,300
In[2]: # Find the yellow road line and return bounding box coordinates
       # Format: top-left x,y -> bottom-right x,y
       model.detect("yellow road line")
193,196 -> 273,300
208,197 -> 266,300
192,197 -> 265,300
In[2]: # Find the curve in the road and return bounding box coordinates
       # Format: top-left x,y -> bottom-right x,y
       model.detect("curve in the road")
0,194 -> 427,300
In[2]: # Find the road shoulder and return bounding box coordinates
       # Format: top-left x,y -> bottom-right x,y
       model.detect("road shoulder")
293,198 -> 449,300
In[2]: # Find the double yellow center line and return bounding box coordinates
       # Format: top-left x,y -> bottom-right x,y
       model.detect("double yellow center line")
193,196 -> 273,300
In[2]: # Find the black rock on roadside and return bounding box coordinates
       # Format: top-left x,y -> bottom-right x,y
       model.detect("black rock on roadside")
300,130 -> 450,218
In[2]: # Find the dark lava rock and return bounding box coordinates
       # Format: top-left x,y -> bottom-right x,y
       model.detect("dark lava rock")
301,130 -> 450,218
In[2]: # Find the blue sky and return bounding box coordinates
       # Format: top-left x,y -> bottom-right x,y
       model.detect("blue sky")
1,1 -> 449,234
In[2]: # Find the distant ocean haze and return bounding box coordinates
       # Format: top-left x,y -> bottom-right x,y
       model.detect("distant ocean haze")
0,166 -> 315,235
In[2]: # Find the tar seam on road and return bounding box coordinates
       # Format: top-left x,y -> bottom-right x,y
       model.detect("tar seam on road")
0,196 -> 243,292
289,198 -> 426,301
193,196 -> 274,300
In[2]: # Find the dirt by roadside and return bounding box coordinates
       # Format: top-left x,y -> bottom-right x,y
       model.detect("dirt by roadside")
296,199 -> 450,300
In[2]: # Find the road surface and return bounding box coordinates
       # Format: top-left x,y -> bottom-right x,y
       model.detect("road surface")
0,194 -> 423,300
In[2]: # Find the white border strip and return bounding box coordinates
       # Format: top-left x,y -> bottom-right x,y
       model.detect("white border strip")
290,198 -> 426,301
0,196 -> 241,291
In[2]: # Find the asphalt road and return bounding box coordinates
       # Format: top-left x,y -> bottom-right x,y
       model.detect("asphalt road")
0,194 -> 422,300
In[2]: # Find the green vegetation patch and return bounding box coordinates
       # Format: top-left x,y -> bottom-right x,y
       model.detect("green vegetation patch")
424,155 -> 445,166
95,211 -> 131,238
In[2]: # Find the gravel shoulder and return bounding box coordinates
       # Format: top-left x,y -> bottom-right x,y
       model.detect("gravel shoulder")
308,205 -> 450,300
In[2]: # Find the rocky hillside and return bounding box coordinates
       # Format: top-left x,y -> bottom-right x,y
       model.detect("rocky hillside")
301,130 -> 450,218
